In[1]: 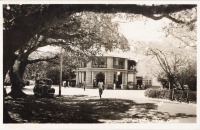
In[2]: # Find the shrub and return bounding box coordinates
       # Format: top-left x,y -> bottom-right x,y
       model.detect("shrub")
173,90 -> 196,103
144,88 -> 196,103
145,88 -> 169,99
188,91 -> 197,102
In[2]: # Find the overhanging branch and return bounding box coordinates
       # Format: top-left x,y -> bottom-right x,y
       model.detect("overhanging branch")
165,15 -> 185,24
27,55 -> 59,64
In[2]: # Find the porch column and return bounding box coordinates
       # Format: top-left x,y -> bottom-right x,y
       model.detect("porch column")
86,71 -> 92,84
121,72 -> 124,89
91,71 -> 94,83
133,72 -> 136,86
104,72 -> 107,84
76,70 -> 79,84
106,71 -> 114,85
124,72 -> 128,85
80,72 -> 83,83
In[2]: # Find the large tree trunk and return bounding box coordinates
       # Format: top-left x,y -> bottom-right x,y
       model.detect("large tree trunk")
3,52 -> 18,123
8,67 -> 27,98
10,58 -> 29,97
4,54 -> 28,123
3,52 -> 17,81
18,60 -> 28,79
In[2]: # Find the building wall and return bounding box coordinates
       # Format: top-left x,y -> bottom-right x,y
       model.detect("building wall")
106,71 -> 114,85
152,77 -> 162,87
76,56 -> 160,89
136,57 -> 161,87
128,73 -> 133,82
107,57 -> 113,68
86,70 -> 92,85
124,72 -> 128,85
127,73 -> 136,85
77,71 -> 85,83
87,62 -> 92,68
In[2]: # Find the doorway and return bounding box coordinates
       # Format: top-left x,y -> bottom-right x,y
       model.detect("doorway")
95,72 -> 105,84
114,72 -> 122,89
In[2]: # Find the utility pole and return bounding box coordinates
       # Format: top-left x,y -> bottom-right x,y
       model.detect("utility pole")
59,47 -> 63,96
133,66 -> 136,87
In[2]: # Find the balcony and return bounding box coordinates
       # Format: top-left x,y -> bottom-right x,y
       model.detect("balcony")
92,64 -> 107,68
113,65 -> 124,69
128,68 -> 138,74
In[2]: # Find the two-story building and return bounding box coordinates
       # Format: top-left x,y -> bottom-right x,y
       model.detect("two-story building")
75,49 -> 158,89
76,55 -> 136,89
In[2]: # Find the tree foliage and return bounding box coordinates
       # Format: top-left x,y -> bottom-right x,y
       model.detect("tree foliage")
162,7 -> 197,49
3,4 -> 196,80
130,5 -> 197,91
8,10 -> 130,87
144,43 -> 196,91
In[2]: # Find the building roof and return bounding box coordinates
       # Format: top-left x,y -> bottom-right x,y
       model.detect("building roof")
99,49 -> 144,62
97,48 -> 141,61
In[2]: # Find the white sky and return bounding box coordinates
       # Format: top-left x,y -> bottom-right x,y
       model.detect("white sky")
118,17 -> 171,43
37,45 -> 60,52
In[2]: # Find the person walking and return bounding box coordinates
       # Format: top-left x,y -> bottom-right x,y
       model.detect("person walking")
98,81 -> 104,98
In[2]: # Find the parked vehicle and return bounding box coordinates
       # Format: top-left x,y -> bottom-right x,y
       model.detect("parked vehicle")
33,78 -> 55,98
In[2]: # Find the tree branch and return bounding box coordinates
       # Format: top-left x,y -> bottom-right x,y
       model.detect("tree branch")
143,14 -> 165,20
4,4 -> 196,54
172,35 -> 196,48
27,55 -> 59,64
156,49 -> 172,75
165,14 -> 186,24
149,49 -> 168,74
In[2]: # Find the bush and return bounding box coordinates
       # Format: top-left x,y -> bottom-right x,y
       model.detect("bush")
144,88 -> 170,99
173,90 -> 196,103
188,91 -> 197,102
144,88 -> 196,103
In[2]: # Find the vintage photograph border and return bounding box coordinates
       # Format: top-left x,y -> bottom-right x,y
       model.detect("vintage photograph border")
0,0 -> 199,130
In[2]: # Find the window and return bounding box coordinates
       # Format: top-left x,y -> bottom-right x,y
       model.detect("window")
113,58 -> 125,69
80,62 -> 87,68
118,58 -> 125,69
113,58 -> 117,66
92,57 -> 107,68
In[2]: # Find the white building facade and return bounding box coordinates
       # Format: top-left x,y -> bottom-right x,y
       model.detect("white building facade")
76,55 -> 158,89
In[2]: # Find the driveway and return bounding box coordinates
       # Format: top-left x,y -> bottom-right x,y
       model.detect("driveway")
5,85 -> 196,123
57,87 -> 196,123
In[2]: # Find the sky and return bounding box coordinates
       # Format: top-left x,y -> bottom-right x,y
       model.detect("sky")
118,17 -> 171,44
38,45 -> 60,52
99,16 -> 172,61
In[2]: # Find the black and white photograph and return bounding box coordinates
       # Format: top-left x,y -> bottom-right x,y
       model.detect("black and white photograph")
1,1 -> 199,130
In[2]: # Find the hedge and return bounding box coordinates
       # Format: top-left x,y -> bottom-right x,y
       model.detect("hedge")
144,88 -> 196,103
144,89 -> 170,99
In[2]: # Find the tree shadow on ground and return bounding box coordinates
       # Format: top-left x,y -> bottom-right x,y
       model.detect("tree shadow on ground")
4,95 -> 196,123
122,104 -> 196,123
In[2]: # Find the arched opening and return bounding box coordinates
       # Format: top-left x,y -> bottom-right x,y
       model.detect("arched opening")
95,72 -> 105,85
